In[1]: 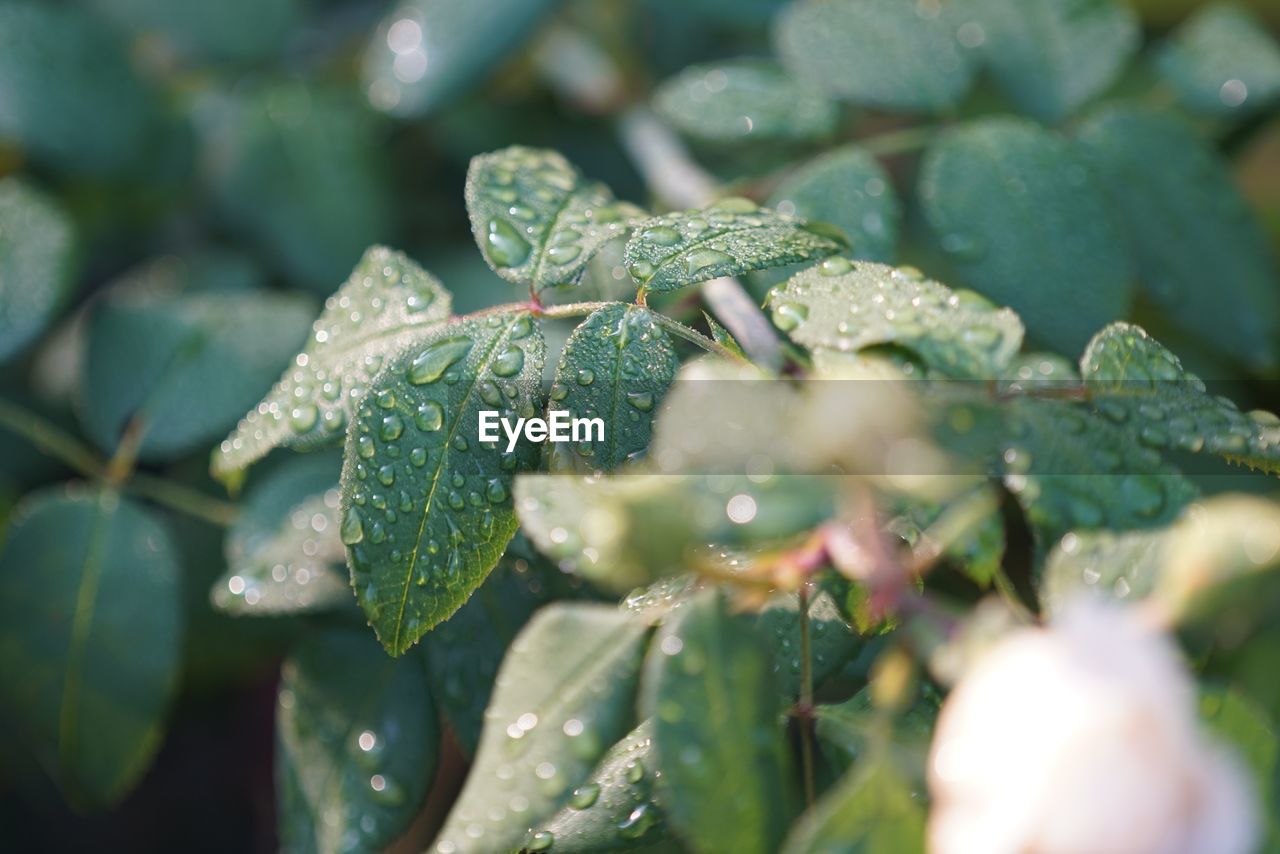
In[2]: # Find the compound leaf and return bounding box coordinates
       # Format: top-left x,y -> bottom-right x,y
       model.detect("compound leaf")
435,604 -> 649,854
653,59 -> 838,143
1001,397 -> 1197,547
1075,107 -> 1280,371
276,628 -> 437,852
0,178 -> 77,362
920,118 -> 1133,355
774,0 -> 974,113
954,0 -> 1139,122
214,452 -> 350,616
624,198 -> 844,293
767,258 -> 1023,379
214,246 -> 452,482
465,146 -> 642,292
531,720 -> 674,852
341,312 -> 544,655
641,589 -> 795,854
1081,322 -> 1280,473
546,305 -> 677,473
1157,4 -> 1280,118
0,487 -> 180,809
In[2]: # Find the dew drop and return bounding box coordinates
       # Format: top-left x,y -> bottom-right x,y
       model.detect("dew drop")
486,219 -> 532,267
493,345 -> 525,377
408,338 -> 473,385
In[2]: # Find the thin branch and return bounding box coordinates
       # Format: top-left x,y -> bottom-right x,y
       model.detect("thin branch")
797,582 -> 817,810
650,313 -> 750,364
129,474 -> 240,528
0,398 -> 103,478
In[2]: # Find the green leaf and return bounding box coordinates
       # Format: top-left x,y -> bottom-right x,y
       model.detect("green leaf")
780,761 -> 926,854
919,118 -> 1133,355
1157,4 -> 1280,118
641,589 -> 795,854
1200,687 -> 1277,812
276,628 -> 437,853
515,473 -> 835,592
87,0 -> 301,63
623,198 -> 844,293
814,687 -> 938,777
209,83 -> 393,291
1041,526 -> 1167,612
953,0 -> 1138,122
341,312 -> 544,655
213,246 -> 452,482
546,305 -> 678,473
752,590 -> 859,697
0,487 -> 180,809
82,287 -> 314,462
774,0 -> 973,113
435,603 -> 649,853
703,313 -> 747,360
997,352 -> 1079,394
0,178 -> 77,362
0,1 -> 160,175
1081,322 -> 1280,473
1075,107 -> 1280,370
424,535 -> 558,755
1001,397 -> 1197,546
214,452 -> 350,617
887,486 -> 1006,587
532,720 -> 675,852
465,147 -> 642,292
362,0 -> 558,117
766,146 -> 901,264
653,59 -> 838,144
767,259 -> 1023,379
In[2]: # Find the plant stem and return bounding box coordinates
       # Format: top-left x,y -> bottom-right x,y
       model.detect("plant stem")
0,398 -> 104,478
129,474 -> 240,527
650,313 -> 750,363
536,300 -> 616,320
105,415 -> 146,485
798,582 -> 817,810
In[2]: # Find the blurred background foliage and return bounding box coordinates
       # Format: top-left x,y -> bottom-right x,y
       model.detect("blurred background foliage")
0,0 -> 1277,850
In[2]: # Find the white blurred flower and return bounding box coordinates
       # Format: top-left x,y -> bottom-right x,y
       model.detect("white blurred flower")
927,597 -> 1257,854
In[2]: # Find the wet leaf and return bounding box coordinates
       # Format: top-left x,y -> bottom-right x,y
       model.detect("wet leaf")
888,486 -> 1006,587
546,305 -> 677,473
751,590 -> 859,697
435,604 -> 649,853
214,452 -> 350,617
703,313 -> 747,359
82,287 -> 314,462
640,589 -> 795,854
533,720 -> 675,852
209,83 -> 393,291
1042,494 -> 1280,622
653,59 -> 838,143
465,147 -> 642,292
276,628 -> 437,853
424,535 -> 559,755
0,178 -> 77,363
774,0 -> 974,113
214,246 -> 452,482
0,487 -> 180,809
997,352 -> 1080,395
1081,322 -> 1280,473
341,312 -> 544,655
767,146 -> 901,264
1157,4 -> 1280,118
363,0 -> 558,117
0,1 -> 160,175
515,473 -> 835,592
953,0 -> 1139,122
1075,107 -> 1280,370
767,259 -> 1023,379
1001,397 -> 1197,547
919,118 -> 1133,355
623,198 -> 844,293
780,761 -> 925,854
